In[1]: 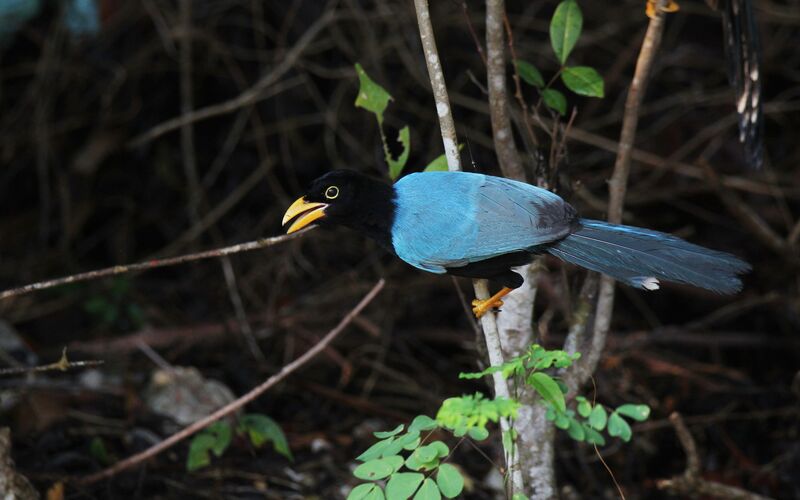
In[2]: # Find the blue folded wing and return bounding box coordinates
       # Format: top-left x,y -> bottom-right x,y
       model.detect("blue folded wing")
391,172 -> 575,272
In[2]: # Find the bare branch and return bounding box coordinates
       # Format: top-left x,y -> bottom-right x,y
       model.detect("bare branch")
0,229 -> 312,300
657,412 -> 775,500
78,279 -> 385,485
0,348 -> 103,377
486,0 -> 525,180
569,0 -> 670,387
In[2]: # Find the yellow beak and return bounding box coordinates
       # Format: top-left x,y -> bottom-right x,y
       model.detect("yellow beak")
282,197 -> 328,234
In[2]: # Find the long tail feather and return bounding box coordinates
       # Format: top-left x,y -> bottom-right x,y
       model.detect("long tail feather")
546,219 -> 751,293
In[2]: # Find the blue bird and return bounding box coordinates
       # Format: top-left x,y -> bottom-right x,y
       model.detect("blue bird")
282,170 -> 750,317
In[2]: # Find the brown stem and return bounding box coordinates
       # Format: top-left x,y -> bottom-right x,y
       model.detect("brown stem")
77,279 -> 385,485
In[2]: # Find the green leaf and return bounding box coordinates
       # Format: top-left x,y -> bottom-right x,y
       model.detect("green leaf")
608,412 -> 633,442
386,472 -> 425,499
616,404 -> 651,422
512,495 -> 530,500
583,425 -> 606,446
436,464 -> 464,498
381,431 -> 420,457
577,397 -> 592,418
429,441 -> 450,458
414,444 -> 439,463
467,427 -> 489,441
186,434 -> 215,471
354,63 -> 392,121
348,483 -> 385,500
561,66 -> 604,97
385,455 -> 405,473
374,424 -> 404,439
515,59 -> 545,88
588,405 -> 608,430
436,393 -> 520,433
541,88 -> 567,116
208,422 -> 232,457
354,458 -> 395,481
550,0 -> 583,64
405,447 -> 440,472
566,418 -> 585,441
554,412 -> 570,430
423,153 -> 448,172
89,437 -> 112,466
502,429 -> 515,453
413,478 -> 441,500
357,438 -> 394,462
408,415 -> 438,433
238,414 -> 291,460
387,125 -> 411,180
527,373 -> 566,412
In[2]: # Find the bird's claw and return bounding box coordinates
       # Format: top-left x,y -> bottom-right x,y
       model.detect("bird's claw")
472,298 -> 504,318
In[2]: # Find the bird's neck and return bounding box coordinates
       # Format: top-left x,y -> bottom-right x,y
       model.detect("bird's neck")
342,180 -> 396,251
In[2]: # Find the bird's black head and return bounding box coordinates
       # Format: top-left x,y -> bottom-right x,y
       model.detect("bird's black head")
282,170 -> 395,248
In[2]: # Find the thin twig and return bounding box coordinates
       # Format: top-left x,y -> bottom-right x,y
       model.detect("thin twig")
0,229 -> 312,300
78,279 -> 384,485
569,0 -> 670,387
0,348 -> 103,377
127,10 -> 335,148
657,412 -> 775,500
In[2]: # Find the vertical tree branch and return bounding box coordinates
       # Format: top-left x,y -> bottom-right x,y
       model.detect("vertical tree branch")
413,0 -> 525,494
566,0 -> 670,396
486,0 -> 525,181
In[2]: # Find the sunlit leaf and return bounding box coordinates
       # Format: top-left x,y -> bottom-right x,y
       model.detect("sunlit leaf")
386,472 -> 424,499
354,63 -> 392,120
561,66 -> 604,97
374,424 -> 404,439
589,405 -> 608,430
354,458 -> 394,481
527,372 -> 566,412
436,464 -> 464,498
616,404 -> 650,421
550,0 -> 583,64
608,412 -> 633,442
413,478 -> 441,500
347,483 -> 385,500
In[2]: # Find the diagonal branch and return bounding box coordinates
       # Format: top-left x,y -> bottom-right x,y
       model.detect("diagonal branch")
0,229 -> 311,301
78,279 -> 385,485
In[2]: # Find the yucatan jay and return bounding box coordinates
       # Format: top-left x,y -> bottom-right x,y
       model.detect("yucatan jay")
282,170 -> 750,317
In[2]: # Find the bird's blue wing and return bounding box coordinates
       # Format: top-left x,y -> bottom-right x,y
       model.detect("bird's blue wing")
391,172 -> 575,272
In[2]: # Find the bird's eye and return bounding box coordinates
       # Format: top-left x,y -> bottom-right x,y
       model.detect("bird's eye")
325,186 -> 339,199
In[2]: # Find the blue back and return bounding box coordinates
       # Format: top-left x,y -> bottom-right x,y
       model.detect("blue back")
391,171 -> 574,273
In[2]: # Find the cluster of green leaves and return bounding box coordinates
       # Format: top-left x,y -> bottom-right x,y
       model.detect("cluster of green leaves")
348,415 -> 467,500
546,399 -> 650,445
354,63 -> 450,181
461,344 -> 650,446
186,414 -> 291,471
515,0 -> 604,116
350,390 -> 519,500
460,344 -> 579,414
82,277 -> 145,329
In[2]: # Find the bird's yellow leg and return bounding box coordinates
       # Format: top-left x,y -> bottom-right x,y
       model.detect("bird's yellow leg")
646,0 -> 679,19
472,287 -> 514,318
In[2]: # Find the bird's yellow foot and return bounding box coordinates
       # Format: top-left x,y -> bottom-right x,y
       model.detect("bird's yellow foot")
472,298 -> 505,318
471,287 -> 514,318
646,0 -> 679,18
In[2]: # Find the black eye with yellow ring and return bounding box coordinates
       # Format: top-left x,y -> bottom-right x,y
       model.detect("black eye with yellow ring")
325,186 -> 339,199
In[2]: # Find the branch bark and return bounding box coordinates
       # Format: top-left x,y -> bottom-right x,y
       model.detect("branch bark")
413,0 -> 525,494
565,0 -> 670,390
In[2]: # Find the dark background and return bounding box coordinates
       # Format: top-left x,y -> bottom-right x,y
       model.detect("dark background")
0,0 -> 798,498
